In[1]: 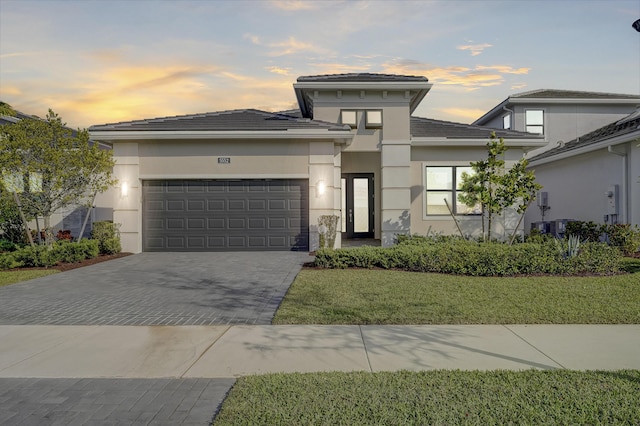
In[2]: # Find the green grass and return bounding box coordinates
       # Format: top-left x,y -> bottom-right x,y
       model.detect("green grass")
0,270 -> 59,287
214,370 -> 640,425
273,269 -> 640,324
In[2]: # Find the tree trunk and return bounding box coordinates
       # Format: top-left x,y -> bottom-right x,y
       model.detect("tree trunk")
12,191 -> 34,247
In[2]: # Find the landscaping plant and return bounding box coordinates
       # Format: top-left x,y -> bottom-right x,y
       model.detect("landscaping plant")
457,132 -> 541,242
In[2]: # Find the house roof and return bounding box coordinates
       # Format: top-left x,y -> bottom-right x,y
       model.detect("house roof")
297,73 -> 428,83
510,89 -> 640,100
473,89 -> 640,125
294,73 -> 432,118
528,109 -> 640,163
89,109 -> 348,132
410,116 -> 542,139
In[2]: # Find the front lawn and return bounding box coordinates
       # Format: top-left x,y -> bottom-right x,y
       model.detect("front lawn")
214,370 -> 640,425
273,269 -> 640,324
0,270 -> 59,287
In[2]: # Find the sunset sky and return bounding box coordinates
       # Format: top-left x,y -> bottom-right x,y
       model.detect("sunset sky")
1,0 -> 639,129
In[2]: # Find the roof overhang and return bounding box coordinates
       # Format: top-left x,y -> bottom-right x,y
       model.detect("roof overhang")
411,137 -> 546,149
89,129 -> 354,143
294,81 -> 433,118
528,130 -> 640,166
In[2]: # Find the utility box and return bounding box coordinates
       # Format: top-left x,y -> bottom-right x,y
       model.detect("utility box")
555,219 -> 575,238
605,185 -> 619,215
537,191 -> 548,207
531,221 -> 551,234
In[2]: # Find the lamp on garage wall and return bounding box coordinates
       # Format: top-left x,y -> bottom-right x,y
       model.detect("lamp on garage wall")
316,180 -> 326,197
120,181 -> 129,198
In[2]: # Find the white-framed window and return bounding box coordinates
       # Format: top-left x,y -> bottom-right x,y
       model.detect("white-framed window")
525,109 -> 544,134
424,165 -> 480,216
340,110 -> 357,128
365,110 -> 382,128
503,114 -> 511,130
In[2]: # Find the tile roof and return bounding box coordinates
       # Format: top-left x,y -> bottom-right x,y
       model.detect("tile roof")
297,73 -> 428,82
511,89 -> 640,100
528,110 -> 640,162
410,116 -> 542,139
89,109 -> 348,132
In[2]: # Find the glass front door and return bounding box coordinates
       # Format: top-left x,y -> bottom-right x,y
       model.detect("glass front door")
341,173 -> 374,239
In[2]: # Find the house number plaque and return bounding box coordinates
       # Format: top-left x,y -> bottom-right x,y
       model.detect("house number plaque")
217,157 -> 231,164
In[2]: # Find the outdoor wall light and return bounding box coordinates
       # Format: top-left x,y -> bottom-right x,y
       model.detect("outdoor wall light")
121,181 -> 129,197
317,180 -> 326,197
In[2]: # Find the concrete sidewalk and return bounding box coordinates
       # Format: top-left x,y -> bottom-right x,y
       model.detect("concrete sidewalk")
2,324 -> 639,378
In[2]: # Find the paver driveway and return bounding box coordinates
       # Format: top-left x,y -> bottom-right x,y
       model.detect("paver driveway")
0,252 -> 310,326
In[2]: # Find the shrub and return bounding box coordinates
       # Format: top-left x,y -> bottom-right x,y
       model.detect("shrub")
314,238 -> 620,276
0,194 -> 27,244
91,221 -> 122,255
603,224 -> 640,256
1,240 -> 100,269
566,221 -> 602,242
0,252 -> 18,269
0,239 -> 18,253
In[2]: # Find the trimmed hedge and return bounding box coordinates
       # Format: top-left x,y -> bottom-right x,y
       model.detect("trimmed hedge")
314,238 -> 621,276
0,240 -> 100,270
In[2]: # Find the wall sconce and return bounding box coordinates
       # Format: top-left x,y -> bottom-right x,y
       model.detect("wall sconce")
316,180 -> 326,197
121,181 -> 129,197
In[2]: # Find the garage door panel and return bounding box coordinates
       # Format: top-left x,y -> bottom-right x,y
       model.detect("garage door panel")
187,218 -> 206,230
187,199 -> 205,211
143,179 -> 308,251
167,218 -> 185,230
208,200 -> 225,211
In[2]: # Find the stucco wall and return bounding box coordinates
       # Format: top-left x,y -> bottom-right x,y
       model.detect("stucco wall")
138,140 -> 309,178
525,147 -> 626,231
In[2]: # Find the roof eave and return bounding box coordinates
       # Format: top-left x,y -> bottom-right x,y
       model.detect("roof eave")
528,129 -> 640,167
411,137 -> 546,148
89,129 -> 354,142
293,81 -> 433,117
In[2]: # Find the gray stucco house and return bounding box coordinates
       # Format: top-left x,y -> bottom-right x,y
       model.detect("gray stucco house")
474,89 -> 640,233
526,108 -> 640,232
89,73 -> 545,253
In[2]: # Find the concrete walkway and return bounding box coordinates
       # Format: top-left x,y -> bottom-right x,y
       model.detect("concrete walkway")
2,324 -> 639,424
2,324 -> 639,377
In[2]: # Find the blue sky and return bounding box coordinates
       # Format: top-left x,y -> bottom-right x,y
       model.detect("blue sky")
1,0 -> 639,128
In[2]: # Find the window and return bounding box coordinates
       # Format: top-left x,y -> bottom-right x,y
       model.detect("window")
341,110 -> 357,128
365,110 -> 382,128
503,114 -> 511,130
425,166 -> 479,215
525,110 -> 544,134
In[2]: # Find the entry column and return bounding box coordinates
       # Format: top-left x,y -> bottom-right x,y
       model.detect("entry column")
381,139 -> 411,247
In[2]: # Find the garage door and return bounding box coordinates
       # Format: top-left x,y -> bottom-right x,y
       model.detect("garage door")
142,180 -> 309,251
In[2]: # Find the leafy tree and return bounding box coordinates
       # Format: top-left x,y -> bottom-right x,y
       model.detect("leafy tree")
0,109 -> 116,244
0,184 -> 27,244
458,132 -> 541,242
0,101 -> 17,117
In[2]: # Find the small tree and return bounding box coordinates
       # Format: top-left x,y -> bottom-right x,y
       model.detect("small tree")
458,132 -> 541,242
0,109 -> 116,243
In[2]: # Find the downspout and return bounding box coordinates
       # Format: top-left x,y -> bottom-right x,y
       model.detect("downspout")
502,106 -> 514,129
608,145 -> 628,223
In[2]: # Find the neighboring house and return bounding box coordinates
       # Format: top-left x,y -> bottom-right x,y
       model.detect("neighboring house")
0,111 -> 113,240
526,109 -> 640,233
89,73 -> 544,253
472,89 -> 640,158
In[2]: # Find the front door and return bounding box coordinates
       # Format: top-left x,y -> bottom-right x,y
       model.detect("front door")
341,173 -> 374,239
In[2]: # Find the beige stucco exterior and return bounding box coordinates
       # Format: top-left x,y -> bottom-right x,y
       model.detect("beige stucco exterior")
91,76 -> 547,253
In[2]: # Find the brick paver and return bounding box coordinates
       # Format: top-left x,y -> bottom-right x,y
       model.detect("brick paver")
0,252 -> 308,326
0,378 -> 235,425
